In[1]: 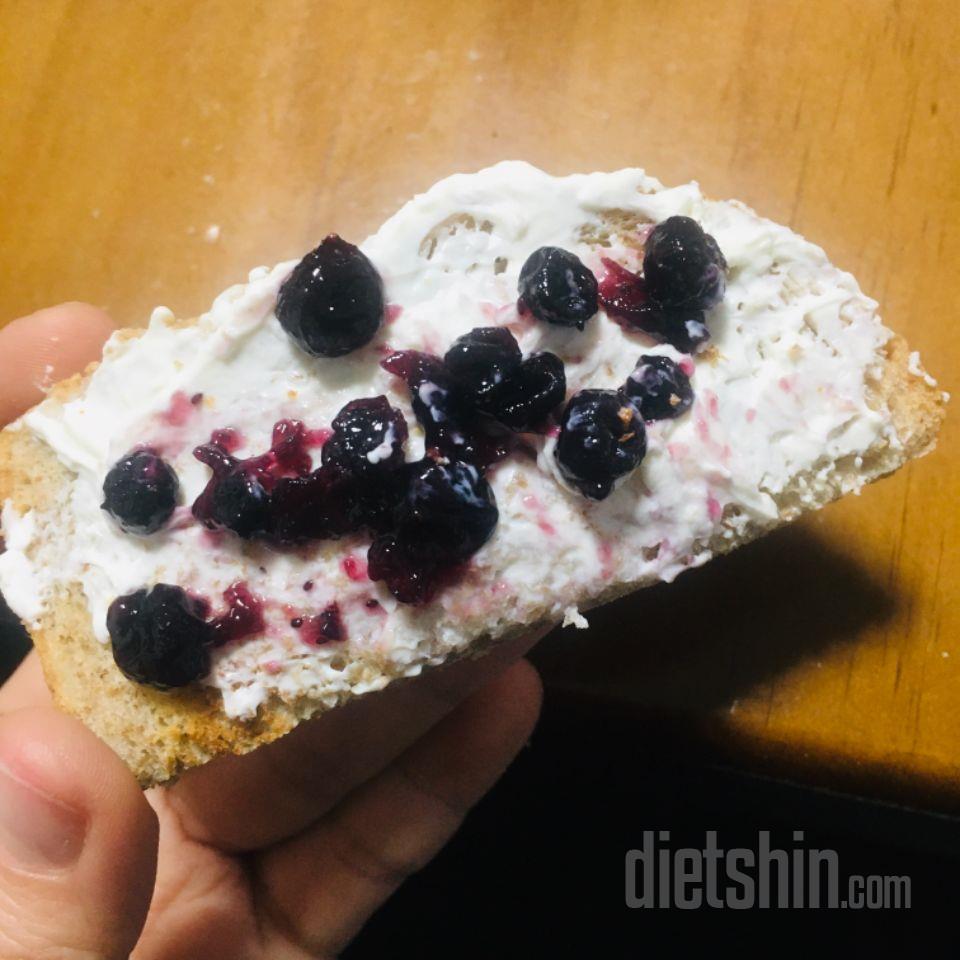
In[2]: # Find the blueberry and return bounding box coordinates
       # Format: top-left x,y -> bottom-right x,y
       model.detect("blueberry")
396,459 -> 498,564
107,584 -> 212,689
276,235 -> 384,357
518,247 -> 598,330
554,389 -> 647,500
101,450 -> 179,535
367,535 -> 435,605
478,352 -> 566,431
643,216 -> 727,310
623,355 -> 694,421
208,469 -> 274,539
598,257 -> 711,353
322,396 -> 408,476
443,327 -> 522,401
380,350 -> 476,461
270,465 -> 354,544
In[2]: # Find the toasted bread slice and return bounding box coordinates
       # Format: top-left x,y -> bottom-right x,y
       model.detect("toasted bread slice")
0,164 -> 946,786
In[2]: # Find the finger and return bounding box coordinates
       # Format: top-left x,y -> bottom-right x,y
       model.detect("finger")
0,652 -> 50,714
254,659 -> 542,958
0,302 -> 114,424
0,706 -> 158,960
168,625 -> 551,852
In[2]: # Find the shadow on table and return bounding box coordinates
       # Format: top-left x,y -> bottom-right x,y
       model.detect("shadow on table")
531,521 -> 898,712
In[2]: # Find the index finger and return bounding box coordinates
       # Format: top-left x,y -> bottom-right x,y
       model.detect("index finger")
0,302 -> 114,425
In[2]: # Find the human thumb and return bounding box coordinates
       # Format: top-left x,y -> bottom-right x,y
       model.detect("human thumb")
0,706 -> 157,959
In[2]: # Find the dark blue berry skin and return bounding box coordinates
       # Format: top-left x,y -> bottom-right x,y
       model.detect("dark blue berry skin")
643,216 -> 727,310
270,466 -> 352,544
554,389 -> 647,500
518,247 -> 599,330
322,396 -> 408,477
276,235 -> 384,357
478,352 -> 566,431
367,535 -> 434,605
380,351 -> 479,462
443,327 -> 522,401
101,450 -> 179,535
209,469 -> 274,539
397,459 -> 498,564
107,584 -> 212,689
368,459 -> 499,603
623,355 -> 694,421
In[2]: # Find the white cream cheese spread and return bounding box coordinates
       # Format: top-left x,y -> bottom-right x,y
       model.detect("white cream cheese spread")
0,162 -> 901,718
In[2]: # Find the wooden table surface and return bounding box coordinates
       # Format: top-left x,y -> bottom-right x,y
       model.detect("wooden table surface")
1,0 -> 957,809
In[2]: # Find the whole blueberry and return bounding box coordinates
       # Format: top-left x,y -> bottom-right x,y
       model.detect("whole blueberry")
395,459 -> 498,565
107,584 -> 212,689
623,355 -> 694,421
101,449 -> 179,535
518,247 -> 599,330
643,216 -> 727,310
555,389 -> 647,500
443,327 -> 522,401
276,235 -> 384,357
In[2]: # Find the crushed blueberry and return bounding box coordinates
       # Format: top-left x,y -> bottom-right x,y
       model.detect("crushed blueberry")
102,449 -> 179,535
276,235 -> 384,357
208,582 -> 265,646
380,349 -> 513,467
478,352 -> 566,431
518,247 -> 598,329
643,216 -> 727,310
193,419 -> 319,540
623,355 -> 694,421
322,396 -> 408,477
107,584 -> 212,688
598,259 -> 710,353
368,459 -> 498,603
299,603 -> 346,645
554,389 -> 647,500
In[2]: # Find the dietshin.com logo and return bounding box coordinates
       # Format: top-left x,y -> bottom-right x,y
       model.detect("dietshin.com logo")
625,831 -> 910,909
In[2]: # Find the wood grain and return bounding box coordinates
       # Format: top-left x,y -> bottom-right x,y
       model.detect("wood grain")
1,0 -> 957,806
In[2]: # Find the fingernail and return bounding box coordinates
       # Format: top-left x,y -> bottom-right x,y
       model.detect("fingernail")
0,764 -> 86,870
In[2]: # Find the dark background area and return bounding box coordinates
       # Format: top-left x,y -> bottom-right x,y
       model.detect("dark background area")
2,600 -> 956,952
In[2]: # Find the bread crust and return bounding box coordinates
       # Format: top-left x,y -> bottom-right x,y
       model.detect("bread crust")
0,322 -> 944,787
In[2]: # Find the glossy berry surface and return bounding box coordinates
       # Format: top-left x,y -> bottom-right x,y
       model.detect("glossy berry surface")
642,216 -> 727,310
554,389 -> 647,500
623,354 -> 694,421
517,247 -> 599,330
368,459 -> 498,603
101,450 -> 179,535
209,469 -> 274,538
367,535 -> 434,605
396,459 -> 498,564
276,234 -> 384,357
443,327 -> 522,401
107,584 -> 212,688
599,258 -> 710,353
478,352 -> 566,431
322,396 -> 408,476
193,419 -> 318,540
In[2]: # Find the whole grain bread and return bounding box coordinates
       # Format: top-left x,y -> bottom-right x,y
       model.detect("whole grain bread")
0,205 -> 947,788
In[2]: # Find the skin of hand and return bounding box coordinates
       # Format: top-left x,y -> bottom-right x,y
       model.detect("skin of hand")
0,304 -> 545,960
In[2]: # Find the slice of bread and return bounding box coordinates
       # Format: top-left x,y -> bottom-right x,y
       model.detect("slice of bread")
0,164 -> 946,787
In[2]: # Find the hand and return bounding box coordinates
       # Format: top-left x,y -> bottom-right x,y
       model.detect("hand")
0,304 -> 544,959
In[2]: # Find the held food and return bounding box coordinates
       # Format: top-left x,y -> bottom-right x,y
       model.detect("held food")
0,163 -> 946,786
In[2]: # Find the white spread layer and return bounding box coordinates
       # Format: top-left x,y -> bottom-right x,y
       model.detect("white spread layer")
0,162 -> 907,718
